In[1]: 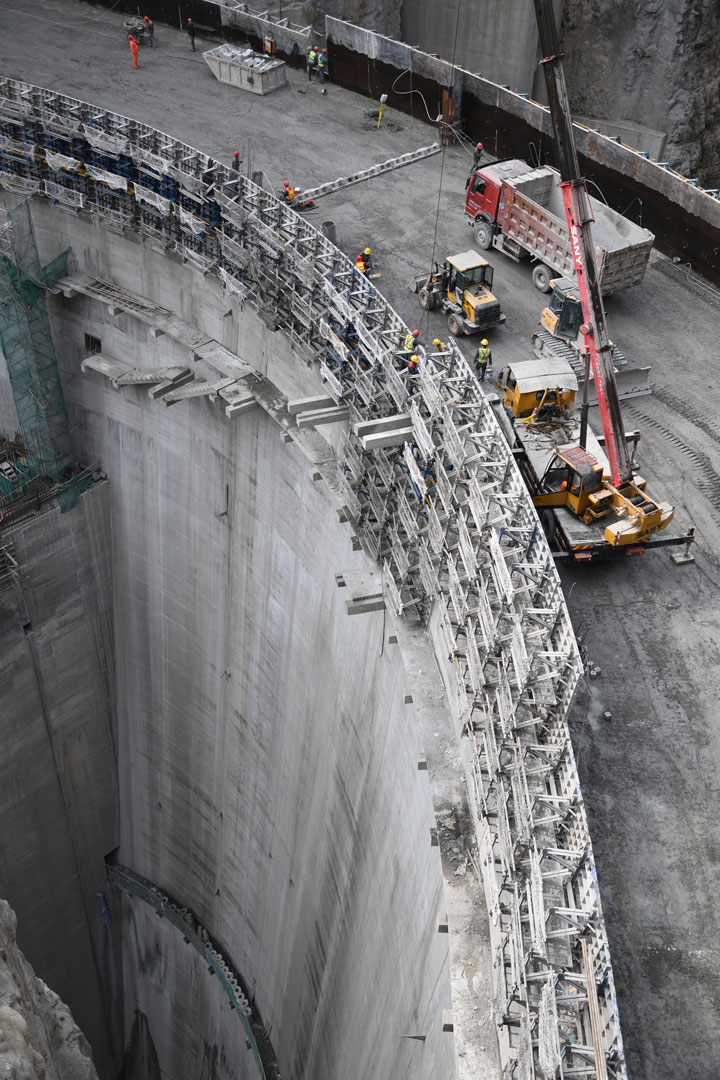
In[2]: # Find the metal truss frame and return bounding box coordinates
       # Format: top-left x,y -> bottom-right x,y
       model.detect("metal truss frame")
0,77 -> 626,1080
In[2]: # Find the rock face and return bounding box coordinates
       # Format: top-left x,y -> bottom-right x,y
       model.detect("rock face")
0,899 -> 99,1080
560,0 -> 720,185
279,0 -> 400,38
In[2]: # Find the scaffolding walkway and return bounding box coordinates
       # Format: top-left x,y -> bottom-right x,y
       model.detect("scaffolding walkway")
0,75 -> 627,1080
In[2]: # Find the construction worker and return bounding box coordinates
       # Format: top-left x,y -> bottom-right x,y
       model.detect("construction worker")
474,338 -> 492,381
307,45 -> 318,81
472,141 -> 484,170
231,150 -> 241,172
128,34 -> 140,69
432,337 -> 447,353
283,180 -> 295,202
407,354 -> 419,375
143,15 -> 155,47
317,48 -> 328,85
355,254 -> 366,274
187,18 -> 196,51
360,246 -> 372,271
403,329 -> 420,352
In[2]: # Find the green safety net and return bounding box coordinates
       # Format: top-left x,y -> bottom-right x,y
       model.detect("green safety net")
0,199 -> 85,513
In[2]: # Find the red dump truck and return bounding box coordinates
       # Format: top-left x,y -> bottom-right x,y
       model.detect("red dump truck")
465,159 -> 654,295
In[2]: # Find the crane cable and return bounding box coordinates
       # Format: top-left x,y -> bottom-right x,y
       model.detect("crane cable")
426,0 -> 463,342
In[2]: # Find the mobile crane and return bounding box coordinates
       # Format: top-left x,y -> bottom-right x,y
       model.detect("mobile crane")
497,0 -> 681,557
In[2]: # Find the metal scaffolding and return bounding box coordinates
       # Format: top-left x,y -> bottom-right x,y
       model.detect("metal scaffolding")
0,76 -> 627,1080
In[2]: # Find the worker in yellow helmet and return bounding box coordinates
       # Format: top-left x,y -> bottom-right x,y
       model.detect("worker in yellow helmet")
474,338 -> 492,381
432,337 -> 447,353
355,246 -> 373,273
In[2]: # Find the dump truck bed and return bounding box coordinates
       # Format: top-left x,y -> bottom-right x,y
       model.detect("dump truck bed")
487,160 -> 654,294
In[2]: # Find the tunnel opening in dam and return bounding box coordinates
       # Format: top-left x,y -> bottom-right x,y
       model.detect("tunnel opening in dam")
0,75 -> 630,1080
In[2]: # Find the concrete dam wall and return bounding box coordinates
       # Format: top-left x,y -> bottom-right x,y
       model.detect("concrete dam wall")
0,78 -> 622,1080
5,204 -> 455,1078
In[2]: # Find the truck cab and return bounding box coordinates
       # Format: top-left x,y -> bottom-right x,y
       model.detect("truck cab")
465,169 -> 502,223
535,446 -> 614,522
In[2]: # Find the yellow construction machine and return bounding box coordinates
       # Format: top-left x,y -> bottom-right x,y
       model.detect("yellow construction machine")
412,250 -> 505,337
495,355 -> 677,559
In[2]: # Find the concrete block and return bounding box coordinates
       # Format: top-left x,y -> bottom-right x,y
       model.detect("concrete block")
387,634 -> 398,645
437,914 -> 449,933
310,469 -> 323,482
296,407 -> 350,428
354,413 -> 410,437
361,425 -> 414,450
288,394 -> 337,415
345,596 -> 386,615
404,691 -> 413,704
148,369 -> 194,399
417,757 -> 428,771
442,1010 -> 454,1032
81,354 -> 131,381
225,397 -> 257,418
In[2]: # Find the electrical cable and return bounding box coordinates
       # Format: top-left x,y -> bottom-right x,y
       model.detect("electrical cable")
425,0 -> 464,342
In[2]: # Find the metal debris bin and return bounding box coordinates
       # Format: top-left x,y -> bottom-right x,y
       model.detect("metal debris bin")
203,45 -> 287,96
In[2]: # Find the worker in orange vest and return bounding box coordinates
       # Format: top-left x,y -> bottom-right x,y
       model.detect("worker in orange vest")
283,181 -> 295,202
128,34 -> 140,69
355,254 -> 366,274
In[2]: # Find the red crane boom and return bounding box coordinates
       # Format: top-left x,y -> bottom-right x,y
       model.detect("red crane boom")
532,0 -> 633,489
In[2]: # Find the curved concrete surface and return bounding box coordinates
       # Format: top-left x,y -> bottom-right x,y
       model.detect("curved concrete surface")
0,74 -> 619,1080
44,207 -> 454,1079
10,5 -> 720,1080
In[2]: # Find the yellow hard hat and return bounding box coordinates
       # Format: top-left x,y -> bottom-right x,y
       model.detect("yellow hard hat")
481,339 -> 488,345
433,338 -> 441,346
410,354 -> 419,362
364,247 -> 371,255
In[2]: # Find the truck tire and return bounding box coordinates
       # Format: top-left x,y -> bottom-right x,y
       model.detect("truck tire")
532,263 -> 553,292
447,314 -> 463,337
541,509 -> 556,544
473,220 -> 493,250
419,287 -> 436,311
